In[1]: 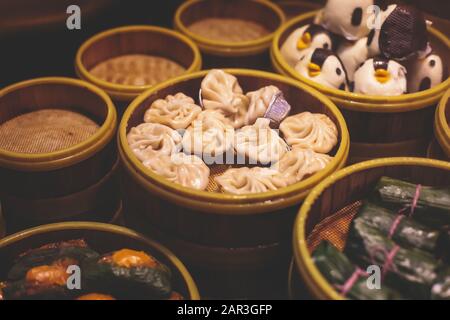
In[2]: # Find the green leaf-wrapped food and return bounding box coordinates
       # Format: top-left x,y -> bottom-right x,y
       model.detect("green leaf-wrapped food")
82,248 -> 172,299
431,268 -> 450,300
373,177 -> 450,227
345,220 -> 440,299
312,241 -> 403,300
354,202 -> 440,253
437,226 -> 450,264
7,239 -> 99,281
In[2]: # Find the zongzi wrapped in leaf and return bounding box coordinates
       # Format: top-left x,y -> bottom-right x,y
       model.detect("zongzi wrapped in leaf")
373,177 -> 450,227
82,248 -> 172,299
345,220 -> 440,299
312,241 -> 402,300
354,202 -> 440,253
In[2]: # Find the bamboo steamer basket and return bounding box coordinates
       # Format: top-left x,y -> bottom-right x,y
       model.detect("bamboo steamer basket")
0,77 -> 119,233
0,222 -> 200,300
118,69 -> 349,298
75,26 -> 202,115
434,89 -> 450,159
291,157 -> 450,300
271,11 -> 450,164
174,0 -> 285,70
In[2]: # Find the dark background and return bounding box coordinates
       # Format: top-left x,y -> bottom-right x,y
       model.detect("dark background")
0,0 -> 185,88
0,0 -> 448,88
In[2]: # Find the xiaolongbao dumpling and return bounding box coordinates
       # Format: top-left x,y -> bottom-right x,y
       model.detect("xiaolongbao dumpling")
144,93 -> 201,129
143,153 -> 210,190
182,110 -> 235,162
271,147 -> 332,183
127,123 -> 182,161
235,118 -> 288,165
201,69 -> 249,128
215,167 -> 289,194
280,112 -> 338,153
245,85 -> 281,126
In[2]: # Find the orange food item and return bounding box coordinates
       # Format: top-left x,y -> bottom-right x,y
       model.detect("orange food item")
111,249 -> 157,268
168,291 -> 184,300
76,293 -> 116,300
26,265 -> 68,286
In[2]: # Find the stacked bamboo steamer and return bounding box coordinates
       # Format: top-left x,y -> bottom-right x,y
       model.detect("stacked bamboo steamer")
76,25 -> 202,116
291,158 -> 450,299
0,78 -> 119,234
174,0 -> 286,70
118,69 -> 349,298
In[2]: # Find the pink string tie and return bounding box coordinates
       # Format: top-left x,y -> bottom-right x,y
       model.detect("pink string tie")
387,183 -> 422,238
335,268 -> 368,297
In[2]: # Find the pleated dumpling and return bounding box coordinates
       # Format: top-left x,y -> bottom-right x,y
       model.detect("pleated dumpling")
280,112 -> 338,153
144,93 -> 202,129
235,118 -> 288,165
182,110 -> 235,161
245,85 -> 281,126
215,167 -> 289,194
271,147 -> 333,183
127,123 -> 182,161
143,153 -> 210,190
201,69 -> 249,128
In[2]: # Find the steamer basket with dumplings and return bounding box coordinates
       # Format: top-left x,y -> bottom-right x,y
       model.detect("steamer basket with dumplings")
75,26 -> 202,115
271,8 -> 450,164
0,222 -> 200,300
0,78 -> 119,234
434,89 -> 450,160
174,0 -> 285,70
118,69 -> 349,298
291,157 -> 450,300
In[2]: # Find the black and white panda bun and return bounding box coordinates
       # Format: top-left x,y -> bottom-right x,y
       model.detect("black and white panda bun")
407,52 -> 447,93
317,0 -> 387,41
280,24 -> 337,67
294,48 -> 349,91
353,56 -> 407,96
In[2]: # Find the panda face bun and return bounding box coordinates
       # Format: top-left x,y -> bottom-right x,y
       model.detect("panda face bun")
337,37 -> 370,82
407,54 -> 446,93
281,24 -> 334,68
318,0 -> 374,41
295,48 -> 348,91
354,57 -> 407,96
